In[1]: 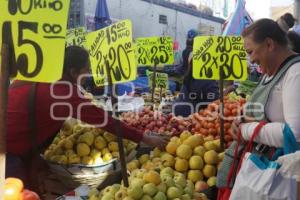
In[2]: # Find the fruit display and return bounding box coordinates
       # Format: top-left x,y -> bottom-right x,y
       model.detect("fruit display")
191,96 -> 246,148
120,107 -> 192,136
141,89 -> 175,104
87,131 -> 223,200
43,119 -> 137,165
4,177 -> 40,200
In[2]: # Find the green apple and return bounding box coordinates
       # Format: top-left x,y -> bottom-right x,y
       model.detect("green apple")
123,197 -> 135,200
141,194 -> 153,200
102,186 -> 118,195
182,194 -> 192,200
112,183 -> 121,191
130,178 -> 145,187
156,182 -> 167,193
184,186 -> 194,197
136,169 -> 147,179
174,175 -> 186,187
143,183 -> 158,197
161,176 -> 175,187
160,167 -> 174,177
101,193 -> 114,200
127,185 -> 143,200
153,191 -> 167,200
186,180 -> 195,191
167,186 -> 182,199
88,194 -> 99,200
115,189 -> 128,200
160,173 -> 172,180
175,184 -> 184,194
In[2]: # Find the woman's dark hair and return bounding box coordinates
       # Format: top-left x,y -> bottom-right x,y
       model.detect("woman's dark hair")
281,13 -> 296,28
63,46 -> 89,75
287,31 -> 300,53
242,18 -> 288,46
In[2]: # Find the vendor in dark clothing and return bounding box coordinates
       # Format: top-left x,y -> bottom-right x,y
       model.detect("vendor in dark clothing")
172,29 -> 219,117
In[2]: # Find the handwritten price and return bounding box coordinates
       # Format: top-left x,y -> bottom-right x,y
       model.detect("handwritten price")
193,36 -> 247,80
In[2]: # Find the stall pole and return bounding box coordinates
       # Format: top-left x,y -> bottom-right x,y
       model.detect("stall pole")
219,66 -> 225,151
0,44 -> 10,199
105,62 -> 129,187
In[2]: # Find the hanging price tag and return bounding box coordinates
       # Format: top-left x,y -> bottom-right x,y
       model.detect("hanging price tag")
66,27 -> 86,48
86,20 -> 137,86
148,71 -> 169,90
193,36 -> 247,80
0,0 -> 70,82
135,36 -> 174,66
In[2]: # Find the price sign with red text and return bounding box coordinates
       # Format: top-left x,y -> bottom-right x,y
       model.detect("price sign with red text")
193,36 -> 247,80
0,0 -> 70,82
135,36 -> 174,66
86,20 -> 137,86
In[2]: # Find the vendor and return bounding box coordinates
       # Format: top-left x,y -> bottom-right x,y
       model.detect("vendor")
6,46 -> 168,189
172,29 -> 219,117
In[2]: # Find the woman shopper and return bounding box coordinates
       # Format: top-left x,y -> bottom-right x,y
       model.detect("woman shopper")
231,18 -> 300,147
6,46 -> 168,190
217,18 -> 300,200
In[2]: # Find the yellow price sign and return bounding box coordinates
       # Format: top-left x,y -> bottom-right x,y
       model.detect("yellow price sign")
193,36 -> 247,80
66,27 -> 86,48
86,20 -> 137,86
0,1 -> 70,82
135,36 -> 174,66
148,71 -> 169,90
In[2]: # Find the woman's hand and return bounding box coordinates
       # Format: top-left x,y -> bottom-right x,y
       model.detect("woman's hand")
141,132 -> 170,150
230,119 -> 244,142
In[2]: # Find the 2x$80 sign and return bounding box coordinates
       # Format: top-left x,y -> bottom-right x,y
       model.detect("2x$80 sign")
86,20 -> 137,86
0,0 -> 70,82
192,36 -> 247,81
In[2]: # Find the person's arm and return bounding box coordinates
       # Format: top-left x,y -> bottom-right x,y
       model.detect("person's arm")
62,90 -> 168,149
240,65 -> 300,147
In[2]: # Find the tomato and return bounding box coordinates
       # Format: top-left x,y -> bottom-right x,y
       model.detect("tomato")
225,135 -> 233,142
224,122 -> 231,129
195,123 -> 202,130
22,189 -> 40,200
223,108 -> 231,117
208,128 -> 217,135
199,128 -> 208,136
231,108 -> 238,116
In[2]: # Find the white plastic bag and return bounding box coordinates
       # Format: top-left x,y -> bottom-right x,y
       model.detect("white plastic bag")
230,152 -> 297,200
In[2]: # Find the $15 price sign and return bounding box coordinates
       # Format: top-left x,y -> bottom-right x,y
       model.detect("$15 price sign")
86,20 -> 137,86
192,36 -> 247,81
0,0 -> 70,82
135,36 -> 174,66
148,71 -> 169,90
66,27 -> 86,48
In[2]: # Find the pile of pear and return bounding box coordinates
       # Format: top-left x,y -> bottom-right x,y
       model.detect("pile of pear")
88,131 -> 224,200
44,119 -> 137,165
